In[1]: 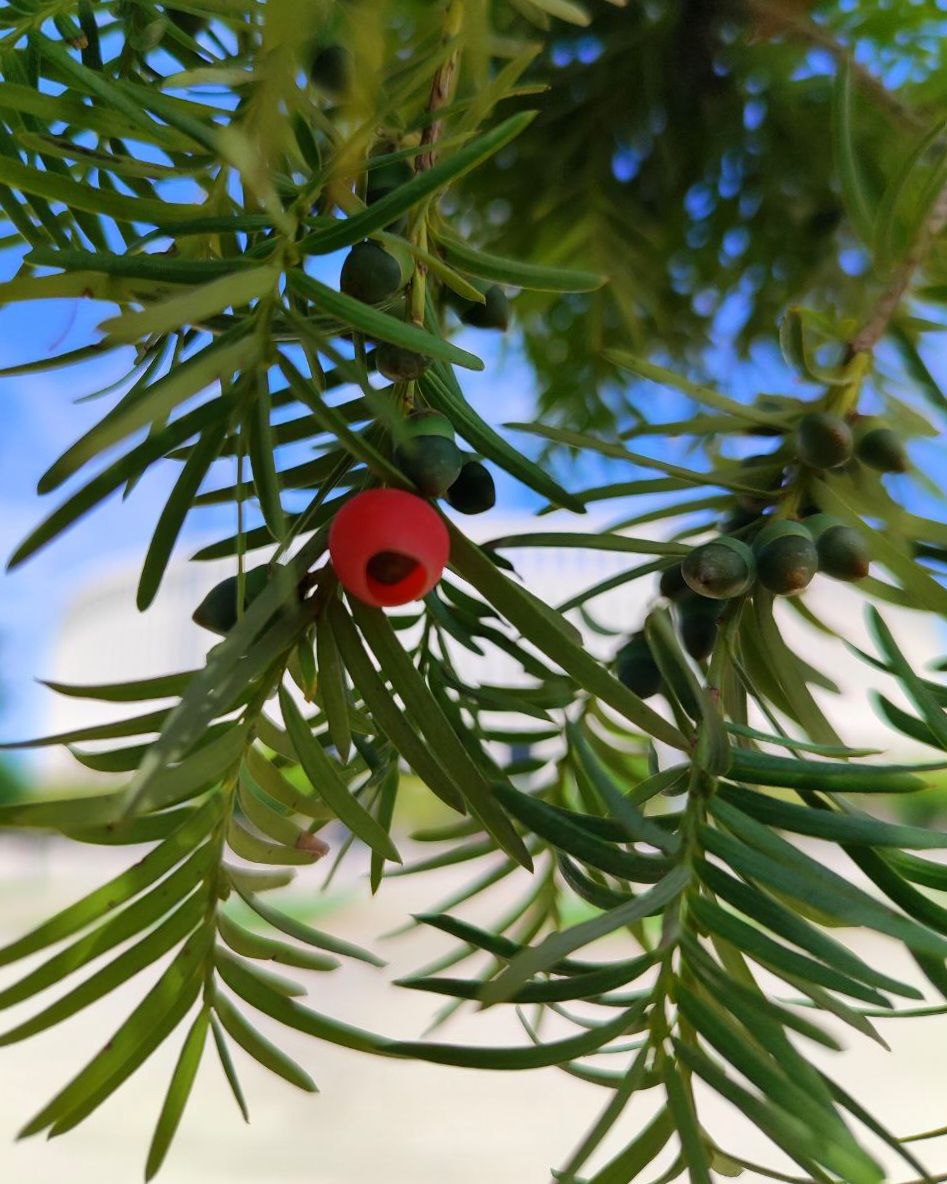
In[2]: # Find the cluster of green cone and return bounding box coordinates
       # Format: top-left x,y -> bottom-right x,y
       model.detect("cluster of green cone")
614,406 -> 894,700
393,410 -> 496,512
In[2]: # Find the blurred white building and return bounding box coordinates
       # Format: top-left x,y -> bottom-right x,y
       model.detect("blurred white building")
35,512 -> 942,781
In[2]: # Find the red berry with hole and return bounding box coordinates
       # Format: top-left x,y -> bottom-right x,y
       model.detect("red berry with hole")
328,489 -> 449,607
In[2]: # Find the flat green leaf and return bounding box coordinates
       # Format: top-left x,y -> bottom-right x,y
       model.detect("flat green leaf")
242,746 -> 330,821
287,271 -> 483,371
245,372 -> 287,541
436,230 -> 603,291
101,265 -> 276,341
663,1060 -> 712,1184
727,746 -> 927,794
42,669 -> 200,703
316,619 -> 352,763
392,1004 -> 640,1070
707,802 -> 947,958
19,930 -> 211,1138
832,61 -> 874,243
298,112 -> 537,255
209,1016 -> 249,1123
145,1009 -> 209,1180
0,799 -> 219,967
231,881 -> 384,967
0,844 -> 215,1012
212,990 -> 316,1093
697,859 -> 921,999
447,525 -> 687,751
279,685 -> 401,863
0,892 -> 206,1047
37,334 -> 253,493
481,865 -> 690,1005
137,418 -> 229,609
217,910 -> 338,972
327,598 -> 466,813
0,152 -> 207,225
215,949 -> 390,1056
349,600 -> 531,869
719,782 -> 947,850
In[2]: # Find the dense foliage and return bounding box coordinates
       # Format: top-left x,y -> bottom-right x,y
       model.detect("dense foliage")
1,1 -> 947,1181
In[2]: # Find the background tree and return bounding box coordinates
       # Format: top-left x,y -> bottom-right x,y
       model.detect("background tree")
1,1 -> 947,1181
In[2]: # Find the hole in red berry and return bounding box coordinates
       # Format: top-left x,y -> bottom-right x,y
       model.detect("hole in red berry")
366,550 -> 419,586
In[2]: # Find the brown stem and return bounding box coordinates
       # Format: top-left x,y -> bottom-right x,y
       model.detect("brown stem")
415,1 -> 464,175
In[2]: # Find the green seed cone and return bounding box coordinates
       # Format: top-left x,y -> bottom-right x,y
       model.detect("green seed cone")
815,524 -> 870,582
794,411 -> 854,469
404,409 -> 454,442
753,520 -> 818,596
615,635 -> 662,700
193,566 -> 272,636
659,564 -> 688,601
367,157 -> 414,204
738,453 -> 784,513
395,435 -> 464,498
310,45 -> 352,96
340,241 -> 403,305
678,594 -> 721,662
856,424 -> 910,473
802,513 -> 843,541
682,537 -> 756,600
719,506 -> 760,535
459,285 -> 510,331
376,343 -> 430,381
446,460 -> 496,514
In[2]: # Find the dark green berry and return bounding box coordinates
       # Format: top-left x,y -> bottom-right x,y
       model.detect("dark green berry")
446,460 -> 496,514
367,156 -> 414,204
339,241 -> 403,304
404,409 -> 454,442
855,422 -> 909,473
659,564 -> 688,601
753,520 -> 818,596
738,453 -> 784,513
682,537 -> 756,600
719,505 -> 760,535
794,411 -> 854,470
459,285 -> 510,331
376,343 -> 430,381
310,45 -> 351,96
678,594 -> 721,662
615,634 -> 662,700
394,435 -> 464,498
193,566 -> 272,636
805,517 -> 870,582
